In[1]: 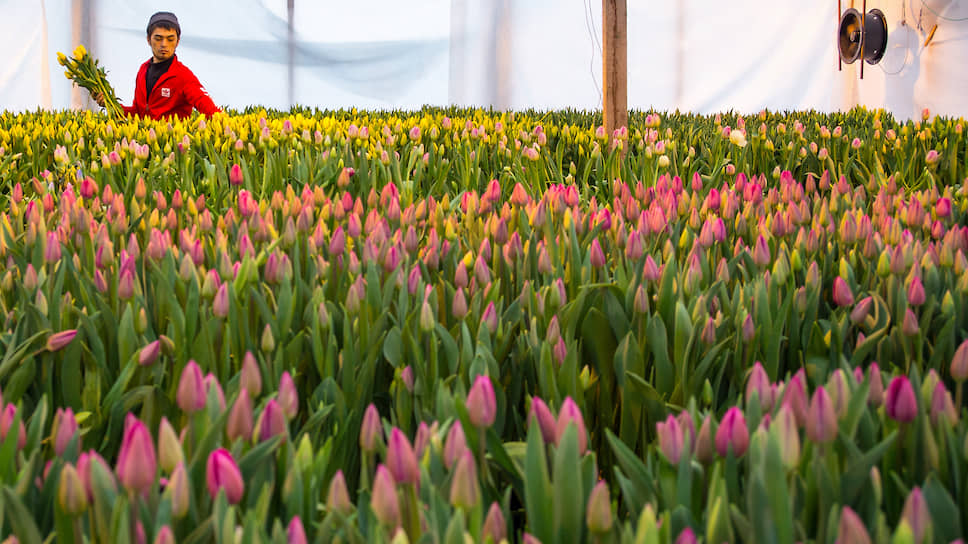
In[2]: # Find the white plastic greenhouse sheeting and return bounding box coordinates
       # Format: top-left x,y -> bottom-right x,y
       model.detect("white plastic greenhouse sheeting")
2,0 -> 968,120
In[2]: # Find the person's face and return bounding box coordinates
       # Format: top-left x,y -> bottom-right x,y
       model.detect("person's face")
148,27 -> 179,62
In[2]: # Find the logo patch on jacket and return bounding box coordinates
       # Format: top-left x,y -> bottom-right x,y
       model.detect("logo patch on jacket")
161,88 -> 171,98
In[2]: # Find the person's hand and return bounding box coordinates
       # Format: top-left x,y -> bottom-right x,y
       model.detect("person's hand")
91,91 -> 106,107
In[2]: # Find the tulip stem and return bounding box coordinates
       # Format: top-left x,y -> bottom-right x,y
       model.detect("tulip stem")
956,382 -> 963,413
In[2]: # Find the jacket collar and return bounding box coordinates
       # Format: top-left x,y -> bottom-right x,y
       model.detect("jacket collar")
145,54 -> 181,87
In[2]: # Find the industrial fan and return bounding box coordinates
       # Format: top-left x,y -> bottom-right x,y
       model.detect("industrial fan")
837,1 -> 889,79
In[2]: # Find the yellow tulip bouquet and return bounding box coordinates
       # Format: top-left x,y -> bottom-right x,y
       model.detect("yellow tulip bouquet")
57,45 -> 125,118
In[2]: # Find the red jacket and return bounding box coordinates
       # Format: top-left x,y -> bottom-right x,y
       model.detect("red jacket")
123,55 -> 220,120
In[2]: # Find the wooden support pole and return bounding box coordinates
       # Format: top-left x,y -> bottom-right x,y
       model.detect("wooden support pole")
602,0 -> 627,140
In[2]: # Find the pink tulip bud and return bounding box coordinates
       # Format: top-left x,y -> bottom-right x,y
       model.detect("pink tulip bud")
467,374 -> 497,428
442,423 -> 468,471
805,386 -> 838,443
745,361 -> 773,411
901,308 -> 920,336
850,296 -> 873,325
837,506 -> 872,544
885,376 -> 918,423
656,414 -> 684,464
832,277 -> 855,307
138,340 -> 161,366
695,415 -> 714,464
753,235 -> 771,266
240,351 -> 262,398
867,363 -> 885,407
257,399 -> 288,442
52,407 -> 79,456
360,404 -> 383,452
204,373 -> 226,411
930,382 -> 958,425
154,526 -> 175,544
176,361 -> 206,413
229,164 -> 244,186
589,238 -> 606,268
452,288 -> 468,320
116,414 -> 157,495
371,465 -> 400,527
278,371 -> 299,419
482,302 -> 498,334
952,340 -> 968,381
44,232 -> 62,264
483,502 -> 507,543
529,397 -> 557,444
212,283 -> 230,318
715,407 -> 749,457
742,314 -> 755,343
206,448 -> 244,504
326,470 -> 353,515
46,329 -> 78,352
449,450 -> 480,509
585,480 -> 613,533
900,487 -> 931,543
555,397 -> 588,454
907,276 -> 926,306
287,516 -> 308,544
226,390 -> 253,443
675,528 -> 697,544
386,428 -> 420,486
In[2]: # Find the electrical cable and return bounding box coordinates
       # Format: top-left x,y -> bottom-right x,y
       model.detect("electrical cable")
879,20 -> 915,74
583,0 -> 603,103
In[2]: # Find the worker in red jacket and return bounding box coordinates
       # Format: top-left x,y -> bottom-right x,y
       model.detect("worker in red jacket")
93,12 -> 220,120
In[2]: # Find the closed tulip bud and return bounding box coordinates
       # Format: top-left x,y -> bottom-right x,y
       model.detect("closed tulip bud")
695,415 -> 715,464
371,465 -> 400,527
157,417 -> 183,473
634,285 -> 650,314
138,340 -> 161,366
745,361 -> 773,411
165,462 -> 190,518
278,371 -> 298,419
287,516 -> 308,544
229,164 -> 244,186
675,528 -> 697,544
386,428 -> 419,485
742,314 -> 755,343
950,339 -> 968,381
206,448 -> 244,503
452,288 -> 468,319
585,480 -> 613,533
240,351 -> 262,398
850,296 -> 873,325
832,276 -> 854,307
589,238 -> 606,268
837,506 -> 872,544
907,276 -> 926,306
529,397 -> 557,444
782,369 -> 808,427
260,324 -> 275,353
868,363 -> 885,407
360,404 -> 383,452
326,470 -> 353,515
177,361 -> 206,413
44,232 -> 62,264
400,366 -> 414,393
419,300 -> 435,333
467,374 -> 497,428
656,414 -> 684,464
0,405 -> 26,451
555,397 -> 588,454
212,283 -> 229,317
116,414 -> 157,495
151,526 -> 174,544
806,386 -> 838,443
444,422 -> 467,470
901,308 -> 920,336
715,407 -> 749,457
52,407 -> 79,456
773,405 -> 800,469
753,235 -> 771,266
886,376 -> 918,423
58,463 -> 88,515
46,329 -> 77,352
930,382 -> 958,425
483,502 -> 507,543
701,316 -> 716,345
900,487 -> 931,543
482,302 -> 498,334
204,373 -> 226,411
257,399 -> 287,442
449,450 -> 480,509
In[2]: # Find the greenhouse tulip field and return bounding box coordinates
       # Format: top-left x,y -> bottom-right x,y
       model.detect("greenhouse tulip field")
1,106 -> 968,543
